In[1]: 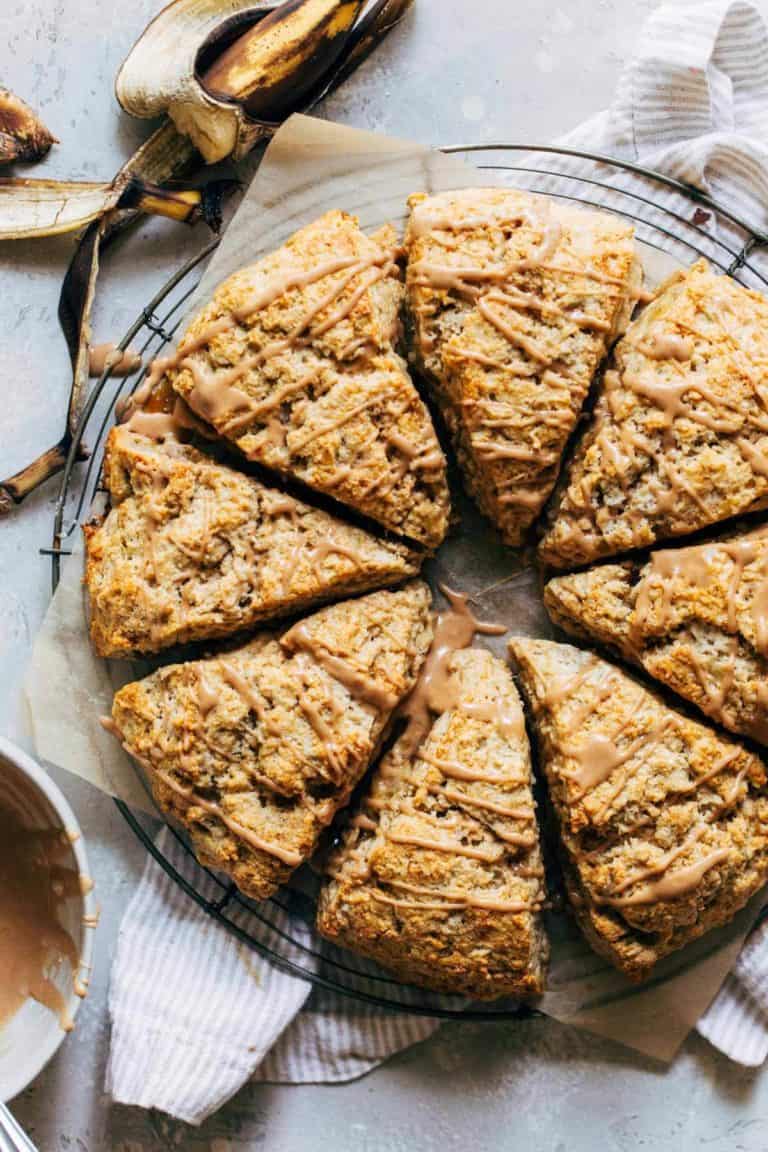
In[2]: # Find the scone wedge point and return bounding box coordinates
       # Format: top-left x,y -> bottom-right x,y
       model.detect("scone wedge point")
107,581 -> 433,901
157,209 -> 449,549
85,427 -> 422,658
544,525 -> 768,746
510,637 -> 768,981
318,647 -> 548,999
405,187 -> 640,545
540,260 -> 768,568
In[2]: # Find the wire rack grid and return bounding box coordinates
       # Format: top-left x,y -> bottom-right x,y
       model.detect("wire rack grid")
48,142 -> 768,1019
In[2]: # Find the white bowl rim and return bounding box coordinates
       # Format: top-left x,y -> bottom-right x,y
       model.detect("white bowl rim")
0,734 -> 97,1102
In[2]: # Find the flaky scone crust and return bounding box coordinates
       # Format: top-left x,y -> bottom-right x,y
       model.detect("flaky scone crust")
510,637 -> 768,981
540,261 -> 768,567
317,648 -> 548,999
84,427 -> 421,658
167,210 -> 449,547
544,527 -> 768,745
404,187 -> 640,545
110,582 -> 433,901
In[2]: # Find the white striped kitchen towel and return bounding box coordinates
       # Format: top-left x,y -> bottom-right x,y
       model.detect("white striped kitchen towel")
107,2 -> 768,1118
106,828 -> 438,1125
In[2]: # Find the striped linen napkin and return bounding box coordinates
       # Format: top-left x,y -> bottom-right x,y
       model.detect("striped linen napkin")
107,828 -> 438,1124
107,1 -> 768,1119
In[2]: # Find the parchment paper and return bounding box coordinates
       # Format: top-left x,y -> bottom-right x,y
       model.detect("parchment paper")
24,114 -> 766,1062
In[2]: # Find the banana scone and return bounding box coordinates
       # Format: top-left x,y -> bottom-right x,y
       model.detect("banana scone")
544,526 -> 768,745
540,260 -> 768,568
404,187 -> 640,545
107,582 -> 433,901
157,209 -> 449,548
510,637 -> 768,981
84,426 -> 422,658
317,648 -> 548,999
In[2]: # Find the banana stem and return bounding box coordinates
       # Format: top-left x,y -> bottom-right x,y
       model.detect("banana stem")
0,436 -> 88,517
118,177 -> 203,222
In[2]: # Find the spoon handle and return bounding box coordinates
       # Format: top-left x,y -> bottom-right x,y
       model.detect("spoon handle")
0,1104 -> 38,1152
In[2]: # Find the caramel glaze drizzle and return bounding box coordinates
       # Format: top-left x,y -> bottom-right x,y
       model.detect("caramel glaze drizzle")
536,657 -> 749,908
88,342 -> 142,378
104,602 -> 411,872
118,244 -> 445,521
565,282 -> 768,552
409,196 -> 636,516
329,588 -> 543,918
280,620 -> 400,713
106,435 -> 400,646
628,527 -> 768,735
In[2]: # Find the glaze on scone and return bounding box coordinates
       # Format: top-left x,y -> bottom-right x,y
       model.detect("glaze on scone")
84,427 -> 422,658
317,648 -> 548,999
510,637 -> 768,980
108,582 -> 433,901
544,526 -> 768,745
160,210 -> 449,548
540,261 -> 768,567
404,187 -> 640,545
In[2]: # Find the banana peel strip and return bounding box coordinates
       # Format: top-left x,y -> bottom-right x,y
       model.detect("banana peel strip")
0,179 -> 120,240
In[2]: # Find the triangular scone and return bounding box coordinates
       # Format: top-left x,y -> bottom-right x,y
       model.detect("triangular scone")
404,188 -> 640,545
317,648 -> 548,999
163,210 -> 449,548
84,427 -> 422,658
540,261 -> 768,568
544,527 -> 768,745
510,637 -> 768,981
108,582 -> 433,901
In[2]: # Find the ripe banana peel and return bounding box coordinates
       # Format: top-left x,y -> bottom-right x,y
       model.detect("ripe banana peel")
203,0 -> 363,121
0,86 -> 56,164
0,0 -> 415,511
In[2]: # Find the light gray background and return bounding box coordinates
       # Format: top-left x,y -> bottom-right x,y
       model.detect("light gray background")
2,0 -> 768,1148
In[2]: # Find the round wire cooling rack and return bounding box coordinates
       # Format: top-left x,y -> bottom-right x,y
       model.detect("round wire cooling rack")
49,143 -> 768,1020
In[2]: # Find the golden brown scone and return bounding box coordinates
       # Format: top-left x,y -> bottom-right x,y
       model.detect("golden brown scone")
540,260 -> 768,568
84,427 -> 422,658
163,210 -> 449,548
404,188 -> 640,545
544,525 -> 768,745
108,582 -> 433,902
510,637 -> 768,981
317,648 -> 548,999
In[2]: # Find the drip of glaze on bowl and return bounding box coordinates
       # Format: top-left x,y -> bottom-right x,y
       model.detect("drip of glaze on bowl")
0,799 -> 81,1032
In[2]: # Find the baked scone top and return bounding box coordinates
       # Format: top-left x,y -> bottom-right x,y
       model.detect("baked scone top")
510,637 -> 768,979
85,427 -> 421,658
544,525 -> 768,745
540,260 -> 768,567
160,209 -> 449,548
405,187 -> 640,545
318,646 -> 548,1000
108,581 -> 433,902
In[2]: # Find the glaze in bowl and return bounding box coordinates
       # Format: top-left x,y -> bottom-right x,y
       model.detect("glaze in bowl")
0,736 -> 96,1103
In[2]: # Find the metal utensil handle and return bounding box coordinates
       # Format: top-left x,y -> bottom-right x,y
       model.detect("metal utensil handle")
0,1104 -> 39,1152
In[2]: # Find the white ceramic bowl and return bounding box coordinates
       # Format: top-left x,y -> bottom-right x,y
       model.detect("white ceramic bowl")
0,736 -> 96,1103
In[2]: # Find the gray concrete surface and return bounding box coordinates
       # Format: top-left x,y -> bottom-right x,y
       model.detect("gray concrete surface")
2,0 -> 768,1148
